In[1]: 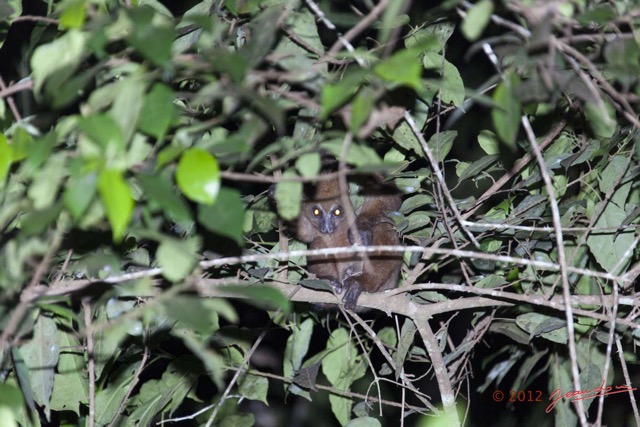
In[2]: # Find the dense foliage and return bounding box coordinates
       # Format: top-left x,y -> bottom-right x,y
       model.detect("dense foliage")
1,0 -> 639,426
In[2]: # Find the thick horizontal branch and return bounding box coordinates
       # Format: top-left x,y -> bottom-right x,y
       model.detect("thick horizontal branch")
46,244 -> 630,299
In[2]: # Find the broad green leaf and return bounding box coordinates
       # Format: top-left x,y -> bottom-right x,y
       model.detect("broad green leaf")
163,295 -> 219,334
127,8 -> 176,66
31,30 -> 88,95
587,200 -> 634,276
461,0 -> 494,41
423,53 -> 465,106
27,152 -> 67,210
295,153 -> 321,178
603,38 -> 640,86
378,0 -> 406,47
322,328 -> 367,425
58,0 -> 87,29
0,134 -> 12,184
176,148 -> 221,205
374,49 -> 422,91
138,83 -> 175,140
198,187 -> 245,243
320,71 -> 366,120
457,154 -> 499,182
400,194 -> 433,214
79,114 -> 124,153
94,365 -> 137,426
11,347 -> 36,412
137,173 -> 192,223
347,418 -> 382,427
274,171 -> 303,221
156,237 -> 198,282
584,99 -> 616,139
271,8 -> 326,85
478,129 -> 499,154
97,169 -> 134,242
392,122 -> 422,153
349,87 -> 375,134
516,313 -> 567,344
21,315 -> 59,418
426,130 -> 456,162
110,77 -> 146,144
284,318 -> 314,383
220,284 -> 291,312
227,0 -> 261,15
492,73 -> 521,147
320,140 -> 382,167
172,329 -> 225,388
238,373 -> 268,404
238,7 -> 282,68
439,59 -> 465,106
50,326 -> 89,416
394,319 -> 416,380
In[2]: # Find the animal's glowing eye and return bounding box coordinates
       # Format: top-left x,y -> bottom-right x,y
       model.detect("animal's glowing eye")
333,208 -> 341,216
312,208 -> 321,216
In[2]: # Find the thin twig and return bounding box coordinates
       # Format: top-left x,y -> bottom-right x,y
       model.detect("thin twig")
327,0 -> 390,55
521,116 -> 587,426
0,75 -> 21,121
303,0 -> 367,67
82,298 -> 96,427
404,111 -> 478,248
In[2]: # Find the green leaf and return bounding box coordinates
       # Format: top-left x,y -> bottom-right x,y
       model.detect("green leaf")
374,49 -> 422,91
238,373 -> 268,404
478,129 -> 500,154
0,134 -> 12,184
426,130 -> 456,162
156,238 -> 198,282
31,30 -> 88,95
220,284 -> 291,312
163,295 -> 220,334
378,0 -> 406,47
461,0 -> 494,41
127,8 -> 176,66
176,148 -> 221,205
27,152 -> 67,210
97,169 -> 134,242
79,113 -> 124,153
50,326 -> 89,416
64,162 -> 98,222
198,187 -> 245,243
110,77 -> 146,144
138,83 -> 175,140
322,328 -> 366,425
58,0 -> 87,29
587,200 -> 634,276
21,315 -> 59,418
320,140 -> 382,167
457,154 -> 499,182
274,171 -> 303,221
349,87 -> 375,134
320,71 -> 366,120
584,99 -> 616,139
492,73 -> 521,148
11,347 -> 36,412
423,53 -> 465,106
295,153 -> 321,178
95,365 -> 137,425
137,173 -> 192,223
284,318 -> 314,382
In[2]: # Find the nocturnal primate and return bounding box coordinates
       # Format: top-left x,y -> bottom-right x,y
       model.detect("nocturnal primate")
296,174 -> 402,310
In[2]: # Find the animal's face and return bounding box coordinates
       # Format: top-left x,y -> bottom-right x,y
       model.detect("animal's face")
308,203 -> 345,234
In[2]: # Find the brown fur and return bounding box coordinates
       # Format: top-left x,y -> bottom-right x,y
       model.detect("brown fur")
296,175 -> 402,309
